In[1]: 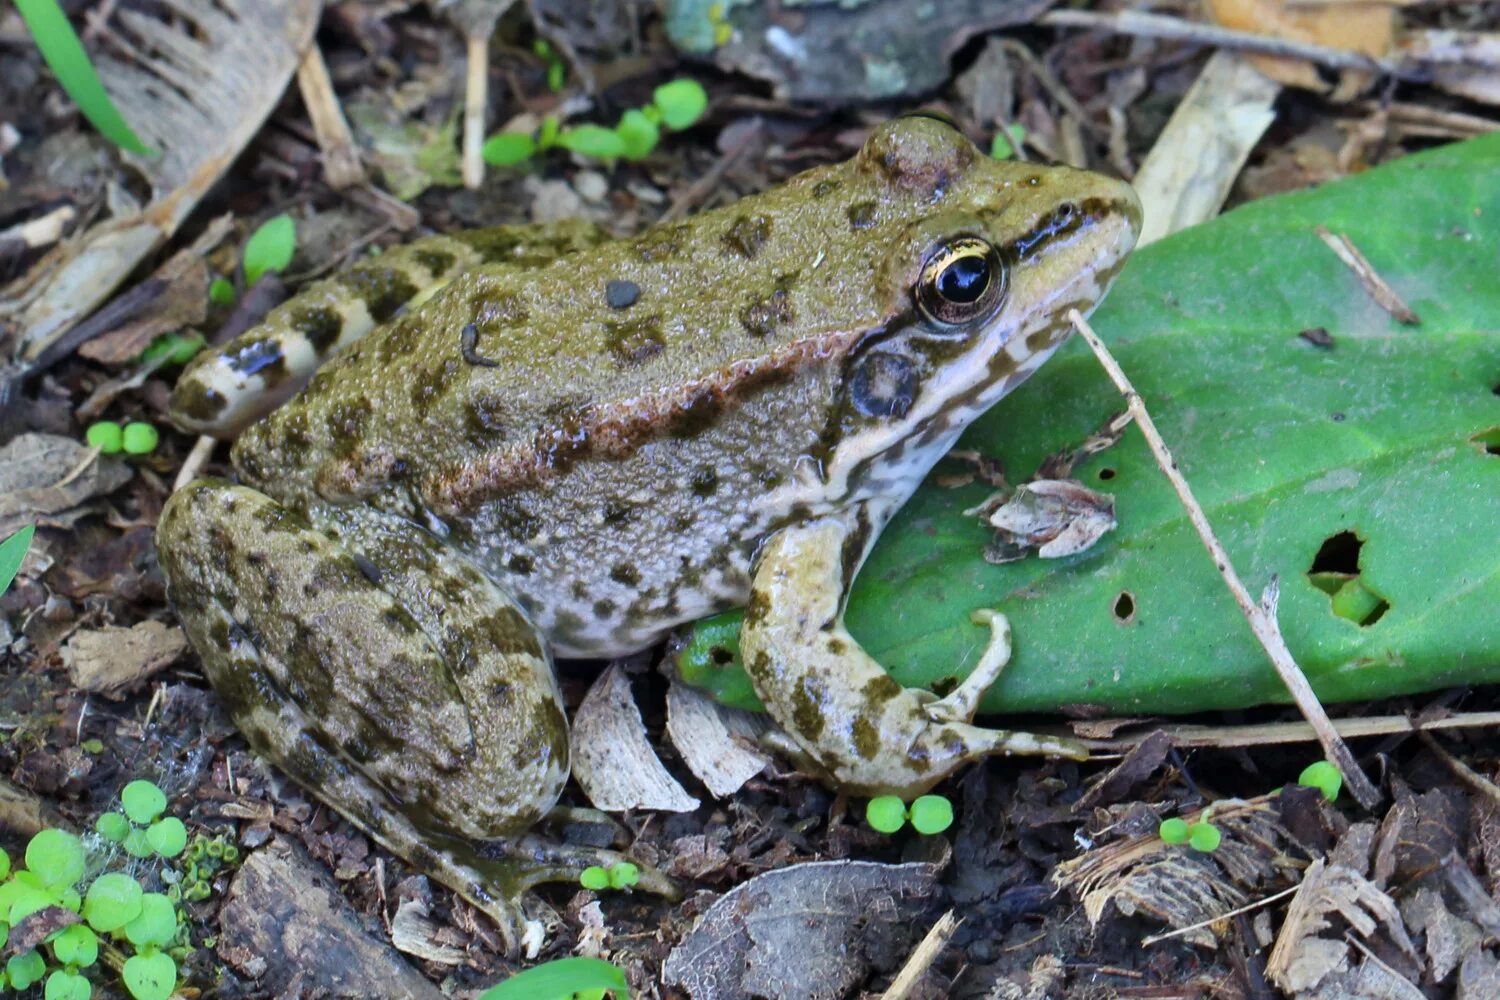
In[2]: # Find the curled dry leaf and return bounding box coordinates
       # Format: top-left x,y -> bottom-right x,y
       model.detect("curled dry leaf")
1265,857 -> 1417,993
665,678 -> 772,799
571,663 -> 699,813
0,434 -> 132,538
1203,0 -> 1394,97
975,479 -> 1116,564
662,860 -> 940,1000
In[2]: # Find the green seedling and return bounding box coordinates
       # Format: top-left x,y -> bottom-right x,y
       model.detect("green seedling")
989,125 -> 1026,160
1157,817 -> 1190,845
706,2 -> 733,46
908,795 -> 954,835
482,78 -> 709,169
14,0 -> 152,154
0,524 -> 35,596
85,421 -> 124,454
579,862 -> 640,891
865,795 -> 906,833
139,331 -> 205,368
533,39 -> 566,93
243,214 -> 296,286
208,277 -> 237,306
476,956 -> 630,1000
1187,822 -> 1222,853
1297,760 -> 1343,802
121,423 -> 159,456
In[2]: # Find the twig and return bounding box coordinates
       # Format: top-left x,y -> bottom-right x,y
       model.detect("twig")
1078,710 -> 1500,751
1141,883 -> 1302,946
1314,226 -> 1421,325
880,910 -> 961,1000
1417,731 -> 1500,806
1040,10 -> 1418,80
462,32 -> 489,190
660,122 -> 764,223
1066,309 -> 1382,811
295,46 -> 367,190
173,435 -> 219,492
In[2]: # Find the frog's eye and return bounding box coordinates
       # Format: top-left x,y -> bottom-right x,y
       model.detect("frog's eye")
916,236 -> 1006,327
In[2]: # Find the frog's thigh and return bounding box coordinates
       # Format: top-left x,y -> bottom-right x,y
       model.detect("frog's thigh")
157,479 -> 569,842
739,510 -> 1088,800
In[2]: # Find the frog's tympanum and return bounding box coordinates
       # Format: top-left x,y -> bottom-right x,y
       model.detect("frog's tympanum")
157,117 -> 1141,948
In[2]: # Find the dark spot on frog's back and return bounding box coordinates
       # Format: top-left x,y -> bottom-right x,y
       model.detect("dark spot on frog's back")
740,273 -> 798,338
344,263 -> 419,322
605,315 -> 665,365
290,305 -> 344,353
464,391 -> 509,441
635,223 -> 690,262
689,466 -> 719,497
792,677 -> 827,742
326,398 -> 373,439
610,563 -> 640,587
412,248 -> 456,275
847,201 -> 878,231
722,214 -> 772,259
410,360 -> 459,416
812,178 -> 840,199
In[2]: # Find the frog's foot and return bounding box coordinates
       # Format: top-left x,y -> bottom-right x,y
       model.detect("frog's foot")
739,510 -> 1088,801
157,479 -> 671,954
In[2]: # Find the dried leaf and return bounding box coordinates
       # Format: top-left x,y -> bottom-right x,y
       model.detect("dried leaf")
0,434 -> 132,538
1203,0 -> 1394,96
571,664 -> 698,813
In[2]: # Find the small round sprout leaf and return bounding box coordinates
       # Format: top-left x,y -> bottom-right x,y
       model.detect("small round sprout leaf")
45,969 -> 93,1000
865,795 -> 906,833
122,829 -> 153,859
579,866 -> 610,891
27,829 -> 85,890
616,110 -> 660,161
209,278 -> 237,306
123,894 -> 178,949
608,862 -> 640,889
85,421 -> 123,454
538,115 -> 561,149
95,812 -> 130,844
556,125 -> 626,161
0,846 -> 9,879
83,873 -> 144,933
5,882 -> 56,923
59,887 -> 81,913
909,795 -> 954,835
122,950 -> 176,1000
122,423 -> 159,456
1298,761 -> 1343,802
989,125 -> 1026,160
145,818 -> 187,859
651,79 -> 708,131
482,132 -> 536,167
547,60 -> 565,93
50,924 -> 99,968
121,781 -> 167,825
1187,822 -> 1222,853
242,214 -> 296,286
1158,817 -> 1190,844
8,950 -> 46,990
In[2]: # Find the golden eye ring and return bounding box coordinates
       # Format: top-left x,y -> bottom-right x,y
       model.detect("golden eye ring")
916,236 -> 1006,327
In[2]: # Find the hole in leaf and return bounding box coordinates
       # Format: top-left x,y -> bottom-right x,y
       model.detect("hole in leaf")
1098,467 -> 1117,481
1112,591 -> 1136,623
709,645 -> 735,666
1492,380 -> 1500,397
1472,427 -> 1500,456
1307,531 -> 1390,626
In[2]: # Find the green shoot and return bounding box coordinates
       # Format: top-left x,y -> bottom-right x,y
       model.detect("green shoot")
989,125 -> 1026,160
243,214 -> 296,285
476,956 -> 630,1000
14,0 -> 152,155
208,277 -> 237,306
482,78 -> 708,169
0,524 -> 36,596
865,795 -> 906,833
1157,817 -> 1190,844
1297,760 -> 1343,802
85,422 -> 124,454
1187,822 -> 1221,853
121,423 -> 159,456
651,79 -> 708,131
482,133 -> 538,168
907,795 -> 953,835
556,125 -> 626,162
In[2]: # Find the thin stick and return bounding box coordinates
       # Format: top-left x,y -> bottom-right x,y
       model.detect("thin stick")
1040,10 -> 1417,80
1314,226 -> 1420,325
1417,731 -> 1500,807
880,910 -> 961,1000
173,434 -> 218,492
295,46 -> 366,190
1080,710 -> 1500,751
462,32 -> 489,190
1141,883 -> 1302,946
1066,309 -> 1381,811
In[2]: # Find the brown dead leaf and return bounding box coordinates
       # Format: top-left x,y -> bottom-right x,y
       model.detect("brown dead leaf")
0,434 -> 132,538
1202,0 -> 1394,98
1266,857 -> 1417,993
61,620 -> 188,698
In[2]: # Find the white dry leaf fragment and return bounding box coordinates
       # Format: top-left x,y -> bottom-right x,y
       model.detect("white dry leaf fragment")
1266,858 -> 1418,995
570,663 -> 699,814
662,860 -> 940,1000
0,433 -> 132,538
61,620 -> 188,698
1401,31 -> 1500,108
389,898 -> 467,966
8,0 -> 320,363
1402,886 -> 1484,984
974,479 -> 1116,564
665,678 -> 772,799
574,900 -> 609,959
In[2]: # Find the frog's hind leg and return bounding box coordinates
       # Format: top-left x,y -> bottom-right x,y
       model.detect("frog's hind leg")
157,479 -> 670,953
168,219 -> 608,439
738,508 -> 1089,801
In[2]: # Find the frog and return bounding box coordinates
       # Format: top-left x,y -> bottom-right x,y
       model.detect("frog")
156,115 -> 1141,951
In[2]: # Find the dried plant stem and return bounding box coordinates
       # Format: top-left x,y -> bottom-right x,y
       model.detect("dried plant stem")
880,910 -> 960,1000
1065,309 -> 1381,811
295,46 -> 366,190
1081,710 -> 1500,751
462,33 -> 489,190
1141,883 -> 1301,946
174,434 -> 218,492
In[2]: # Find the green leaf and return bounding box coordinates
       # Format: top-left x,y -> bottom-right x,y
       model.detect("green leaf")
121,950 -> 176,1000
13,0 -> 152,154
50,924 -> 99,968
482,132 -> 537,168
123,894 -> 177,949
85,422 -> 123,454
1158,818 -> 1190,844
27,829 -> 85,890
556,125 -> 626,162
579,866 -> 610,891
678,134 -> 1500,716
120,780 -> 167,825
145,818 -> 187,859
45,969 -> 93,1000
121,422 -> 159,456
95,812 -> 130,844
82,873 -> 143,933
0,846 -> 9,879
616,110 -> 660,162
242,214 -> 296,286
0,524 -> 36,595
208,277 -> 237,306
908,795 -> 953,835
7,949 -> 46,991
651,79 -> 708,131
4,881 -> 56,923
122,828 -> 153,859
476,957 -> 630,1000
865,796 -> 906,834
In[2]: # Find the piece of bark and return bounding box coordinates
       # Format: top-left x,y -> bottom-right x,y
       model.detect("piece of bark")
217,837 -> 443,1000
62,620 -> 188,697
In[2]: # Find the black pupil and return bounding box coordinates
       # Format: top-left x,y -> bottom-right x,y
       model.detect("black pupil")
938,254 -> 989,303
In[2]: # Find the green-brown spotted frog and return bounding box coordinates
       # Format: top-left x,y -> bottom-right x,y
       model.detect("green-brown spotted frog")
156,116 -> 1140,949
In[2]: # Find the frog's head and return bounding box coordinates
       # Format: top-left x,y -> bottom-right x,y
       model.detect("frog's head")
812,114 -> 1141,509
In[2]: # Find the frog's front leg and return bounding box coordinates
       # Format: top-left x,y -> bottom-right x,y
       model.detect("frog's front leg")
157,480 -> 671,953
739,508 -> 1088,799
